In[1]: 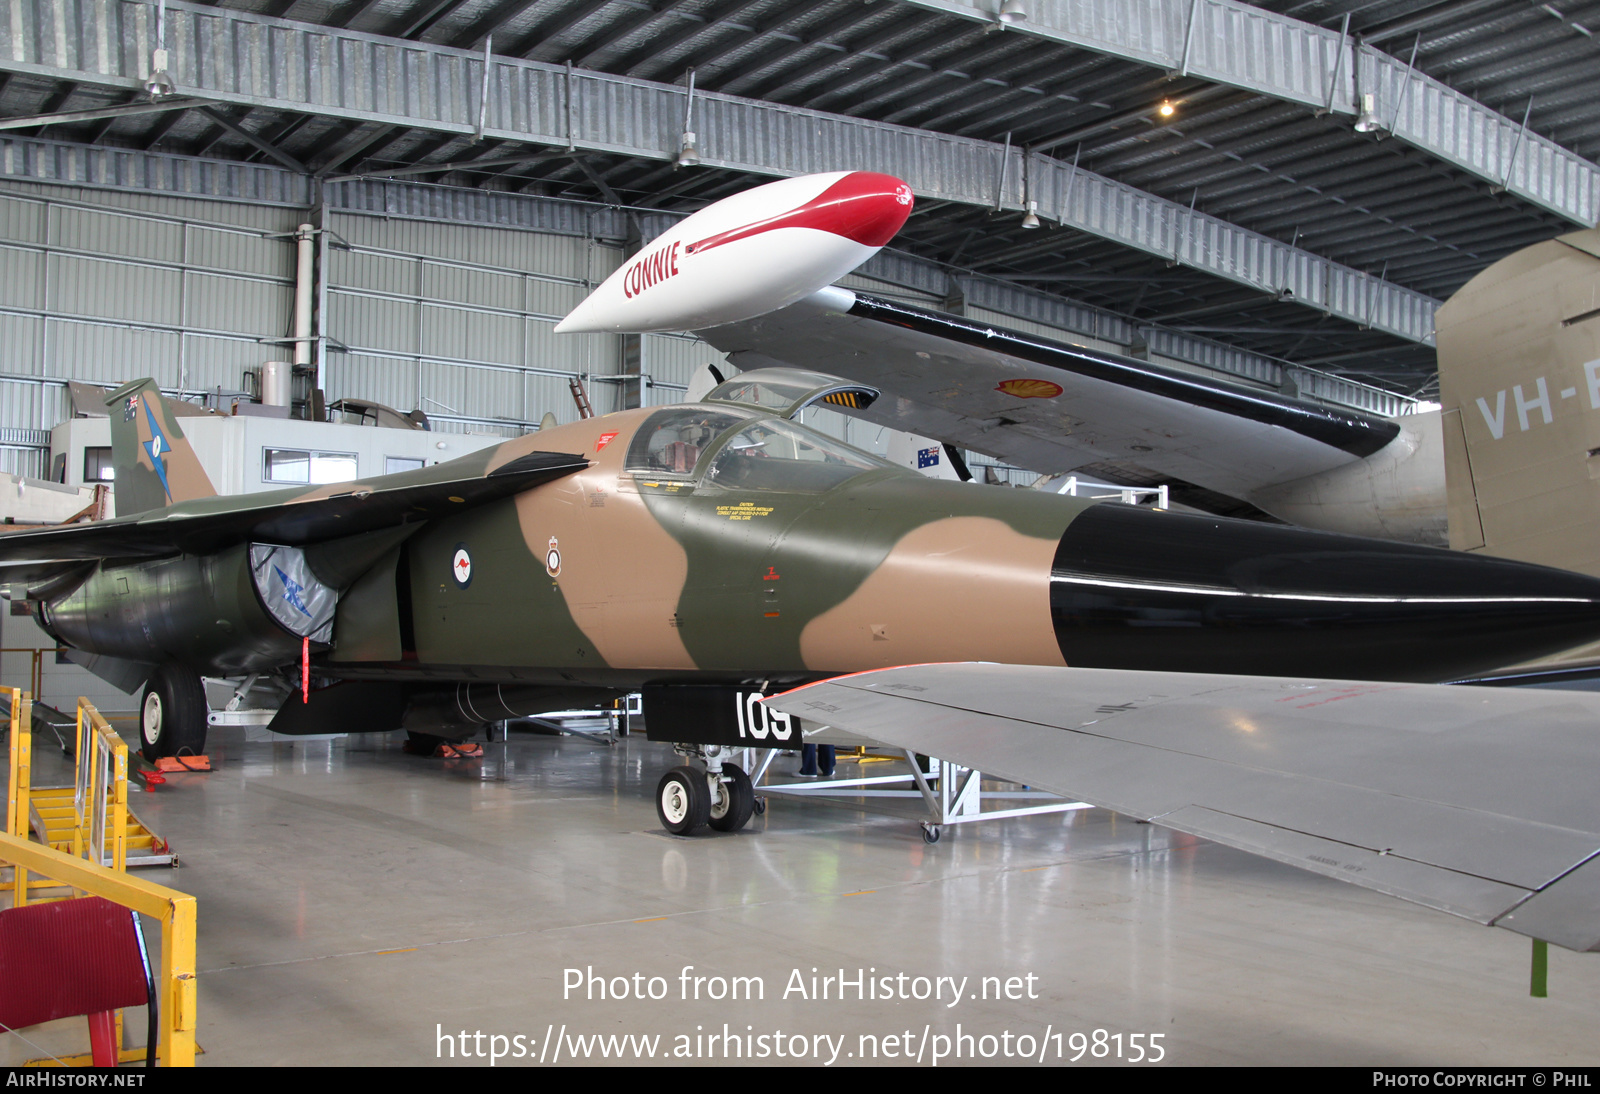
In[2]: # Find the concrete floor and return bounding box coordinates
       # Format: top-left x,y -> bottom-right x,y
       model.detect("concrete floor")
7,722 -> 1600,1068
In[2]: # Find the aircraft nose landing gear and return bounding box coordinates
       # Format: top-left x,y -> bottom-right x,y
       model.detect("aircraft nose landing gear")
708,763 -> 754,832
656,746 -> 757,835
656,766 -> 711,835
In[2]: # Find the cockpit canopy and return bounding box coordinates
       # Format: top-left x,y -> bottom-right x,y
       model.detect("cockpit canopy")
702,367 -> 878,419
625,405 -> 894,492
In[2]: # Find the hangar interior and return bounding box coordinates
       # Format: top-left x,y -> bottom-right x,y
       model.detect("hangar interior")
3,0 -> 1600,1067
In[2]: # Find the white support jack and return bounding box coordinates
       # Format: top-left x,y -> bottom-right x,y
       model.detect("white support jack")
516,709 -> 621,746
757,750 -> 1091,842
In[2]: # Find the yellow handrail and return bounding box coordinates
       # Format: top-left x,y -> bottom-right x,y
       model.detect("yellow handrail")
4,688 -> 194,1064
6,687 -> 30,839
73,698 -> 128,873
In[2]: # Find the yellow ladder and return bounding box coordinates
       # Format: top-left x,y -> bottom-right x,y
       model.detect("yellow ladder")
5,689 -> 174,870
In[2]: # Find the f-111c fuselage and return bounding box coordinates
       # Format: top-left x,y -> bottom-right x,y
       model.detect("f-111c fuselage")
24,374 -> 1600,731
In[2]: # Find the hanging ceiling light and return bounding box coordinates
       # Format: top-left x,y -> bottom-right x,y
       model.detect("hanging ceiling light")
1354,92 -> 1384,133
1020,200 -> 1040,229
145,59 -> 176,100
1158,99 -> 1176,118
998,0 -> 1026,26
676,131 -> 699,167
677,67 -> 699,167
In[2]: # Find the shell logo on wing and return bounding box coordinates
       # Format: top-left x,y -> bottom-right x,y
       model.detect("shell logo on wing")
996,378 -> 1064,399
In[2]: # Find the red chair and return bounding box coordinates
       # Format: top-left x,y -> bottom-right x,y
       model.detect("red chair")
0,896 -> 155,1067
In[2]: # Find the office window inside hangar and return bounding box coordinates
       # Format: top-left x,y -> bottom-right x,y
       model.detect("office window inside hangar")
83,447 -> 115,482
263,448 -> 359,485
386,456 -> 425,474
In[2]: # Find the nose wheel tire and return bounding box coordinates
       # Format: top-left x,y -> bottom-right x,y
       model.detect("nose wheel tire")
707,763 -> 755,833
139,664 -> 208,763
657,766 -> 711,835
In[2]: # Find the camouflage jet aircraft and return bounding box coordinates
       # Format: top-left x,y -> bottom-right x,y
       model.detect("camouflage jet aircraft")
3,171 -> 1600,952
4,371 -> 1600,802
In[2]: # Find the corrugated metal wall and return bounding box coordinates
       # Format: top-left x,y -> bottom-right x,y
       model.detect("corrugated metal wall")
0,174 -> 1131,485
638,333 -> 727,405
0,180 -> 677,458
0,174 -> 1408,484
0,179 -> 299,466
324,211 -> 628,432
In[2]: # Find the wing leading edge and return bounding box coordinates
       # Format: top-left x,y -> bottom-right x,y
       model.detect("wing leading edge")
765,663 -> 1600,952
699,288 -> 1403,508
0,450 -> 589,566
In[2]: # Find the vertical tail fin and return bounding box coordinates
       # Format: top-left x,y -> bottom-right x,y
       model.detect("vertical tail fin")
1438,227 -> 1600,579
103,379 -> 217,515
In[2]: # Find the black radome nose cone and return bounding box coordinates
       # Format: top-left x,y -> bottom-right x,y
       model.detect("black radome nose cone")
1051,506 -> 1600,682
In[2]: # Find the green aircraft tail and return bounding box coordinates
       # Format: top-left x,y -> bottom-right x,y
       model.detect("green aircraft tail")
103,379 -> 217,516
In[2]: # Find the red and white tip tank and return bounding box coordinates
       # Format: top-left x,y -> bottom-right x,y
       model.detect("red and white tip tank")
553,171 -> 914,335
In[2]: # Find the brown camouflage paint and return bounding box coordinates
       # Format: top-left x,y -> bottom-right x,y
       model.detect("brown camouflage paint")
506,412 -> 698,670
87,381 -> 1100,684
799,515 -> 1064,670
624,431 -> 1091,676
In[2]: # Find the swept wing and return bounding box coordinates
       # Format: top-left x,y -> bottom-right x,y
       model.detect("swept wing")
699,288 -> 1401,510
0,450 -> 588,565
766,663 -> 1600,951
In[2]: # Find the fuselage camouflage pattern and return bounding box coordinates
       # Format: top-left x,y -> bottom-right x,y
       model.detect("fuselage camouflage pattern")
26,375 -> 1600,722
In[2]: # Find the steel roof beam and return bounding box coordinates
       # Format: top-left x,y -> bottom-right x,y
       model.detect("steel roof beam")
395,0 -> 473,41
1420,25 -> 1586,73
570,0 -> 705,70
612,0 -> 768,78
0,97 -> 203,132
667,0 -> 839,77
742,15 -> 920,103
196,107 -> 310,174
811,24 -> 1020,114
1091,105 -> 1333,174
1236,174 -> 1530,234
896,55 -> 1152,133
695,5 -> 863,94
1327,221 -> 1550,266
1355,0 -> 1513,46
919,72 -> 1201,143
330,0 -> 389,32
894,0 -> 1599,226
499,0 -> 615,60
835,31 -> 1108,120
444,0 -> 541,50
0,0 -> 1441,345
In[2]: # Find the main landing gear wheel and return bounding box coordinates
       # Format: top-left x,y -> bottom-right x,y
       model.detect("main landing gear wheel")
920,823 -> 942,845
707,763 -> 755,833
657,766 -> 711,835
139,664 -> 208,763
